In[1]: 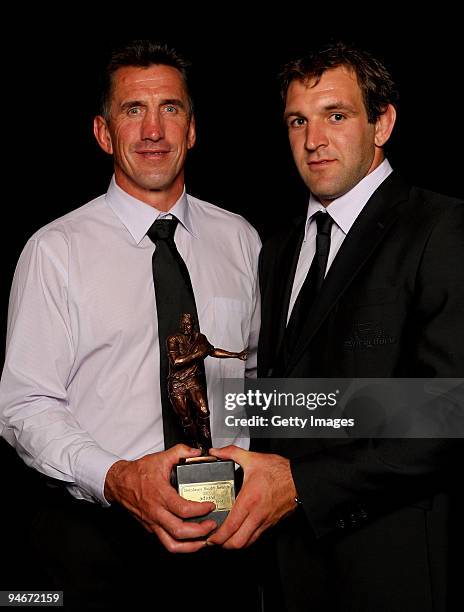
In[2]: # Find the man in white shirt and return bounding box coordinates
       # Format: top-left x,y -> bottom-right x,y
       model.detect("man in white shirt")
0,40 -> 260,609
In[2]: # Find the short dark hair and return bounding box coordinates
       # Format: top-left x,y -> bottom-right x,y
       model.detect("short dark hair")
280,42 -> 398,123
99,40 -> 193,119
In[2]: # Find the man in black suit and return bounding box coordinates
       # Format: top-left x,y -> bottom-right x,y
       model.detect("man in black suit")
208,43 -> 464,610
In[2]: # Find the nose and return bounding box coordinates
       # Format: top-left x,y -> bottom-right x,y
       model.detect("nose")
304,121 -> 328,151
141,109 -> 164,141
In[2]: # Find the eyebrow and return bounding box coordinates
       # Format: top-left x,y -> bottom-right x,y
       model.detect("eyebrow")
284,101 -> 359,121
323,101 -> 358,114
160,98 -> 187,109
283,110 -> 305,122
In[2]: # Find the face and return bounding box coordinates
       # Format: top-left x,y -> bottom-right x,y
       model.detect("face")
181,317 -> 193,335
284,66 -> 395,205
94,64 -> 195,207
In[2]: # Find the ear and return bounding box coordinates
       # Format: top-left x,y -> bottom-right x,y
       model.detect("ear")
374,104 -> 396,147
187,115 -> 196,150
93,115 -> 113,155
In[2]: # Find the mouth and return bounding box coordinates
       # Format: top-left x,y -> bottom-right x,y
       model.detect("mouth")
307,159 -> 336,168
136,149 -> 171,159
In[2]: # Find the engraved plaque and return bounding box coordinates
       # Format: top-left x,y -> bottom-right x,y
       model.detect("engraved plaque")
178,480 -> 235,511
173,458 -> 236,527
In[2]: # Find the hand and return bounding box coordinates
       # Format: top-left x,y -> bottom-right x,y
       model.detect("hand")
238,348 -> 249,361
104,444 -> 217,553
206,445 -> 298,549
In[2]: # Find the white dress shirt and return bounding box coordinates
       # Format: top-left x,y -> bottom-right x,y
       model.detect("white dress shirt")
288,159 -> 393,320
0,178 -> 261,505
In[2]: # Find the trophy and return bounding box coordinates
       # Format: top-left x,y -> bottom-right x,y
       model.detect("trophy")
167,313 -> 247,527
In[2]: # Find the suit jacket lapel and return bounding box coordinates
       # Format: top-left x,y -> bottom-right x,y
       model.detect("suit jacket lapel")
284,173 -> 411,375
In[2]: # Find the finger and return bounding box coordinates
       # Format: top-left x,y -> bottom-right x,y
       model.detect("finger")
246,524 -> 268,548
209,445 -> 250,466
206,500 -> 250,545
160,445 -> 203,477
157,506 -> 217,541
154,525 -> 209,554
221,514 -> 265,550
125,497 -> 216,540
132,514 -> 154,533
124,488 -> 215,531
164,487 -> 216,519
167,444 -> 203,463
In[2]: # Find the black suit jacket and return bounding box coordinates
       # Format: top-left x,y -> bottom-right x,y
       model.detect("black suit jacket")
257,173 -> 464,611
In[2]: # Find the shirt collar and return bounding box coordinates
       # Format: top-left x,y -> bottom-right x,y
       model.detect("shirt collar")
105,176 -> 198,244
303,159 -> 393,240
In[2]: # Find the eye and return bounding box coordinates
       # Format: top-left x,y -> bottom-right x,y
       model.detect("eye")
127,106 -> 142,116
164,105 -> 177,113
288,117 -> 306,128
330,113 -> 345,122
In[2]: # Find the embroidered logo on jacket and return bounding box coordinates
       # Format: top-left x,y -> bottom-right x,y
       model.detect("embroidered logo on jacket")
344,322 -> 396,350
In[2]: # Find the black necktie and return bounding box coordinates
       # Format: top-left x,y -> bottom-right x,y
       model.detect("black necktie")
282,211 -> 334,364
147,217 -> 202,449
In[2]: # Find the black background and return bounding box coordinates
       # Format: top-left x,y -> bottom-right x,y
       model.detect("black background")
1,13 -> 463,594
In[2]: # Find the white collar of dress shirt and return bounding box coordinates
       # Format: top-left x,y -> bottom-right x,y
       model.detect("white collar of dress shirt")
303,158 -> 393,240
105,176 -> 198,245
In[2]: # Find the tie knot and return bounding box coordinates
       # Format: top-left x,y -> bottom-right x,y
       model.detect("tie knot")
147,217 -> 178,242
313,211 -> 333,236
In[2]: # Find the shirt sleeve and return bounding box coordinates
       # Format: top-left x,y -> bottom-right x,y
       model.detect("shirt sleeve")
0,232 -> 120,505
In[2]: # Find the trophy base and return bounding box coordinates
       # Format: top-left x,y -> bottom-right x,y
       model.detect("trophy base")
172,457 -> 235,527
